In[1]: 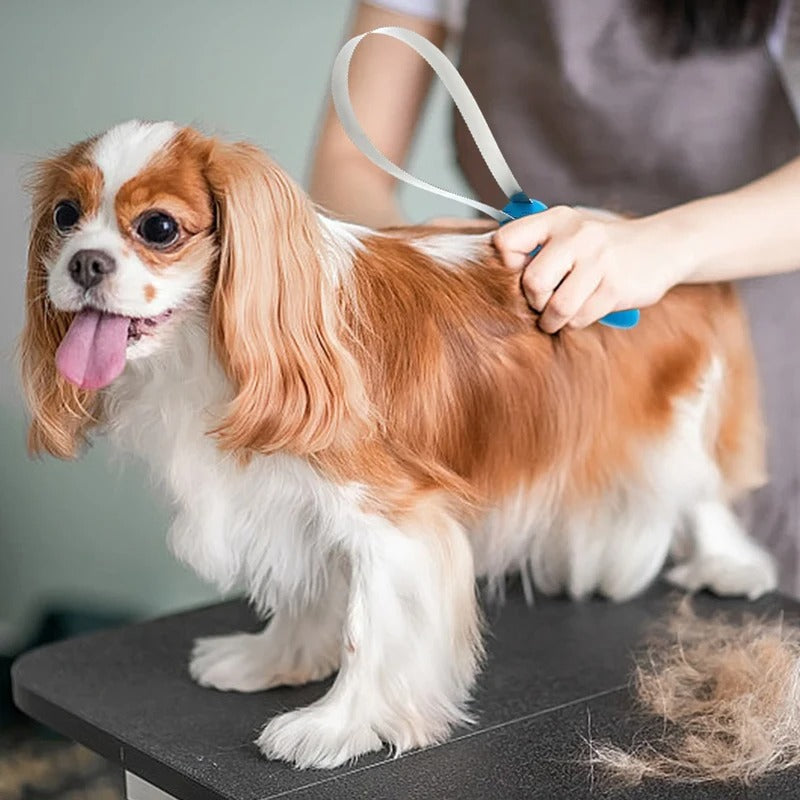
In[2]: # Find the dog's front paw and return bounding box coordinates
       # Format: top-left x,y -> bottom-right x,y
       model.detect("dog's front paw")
666,552 -> 777,600
257,707 -> 383,768
190,630 -> 339,693
190,633 -> 275,692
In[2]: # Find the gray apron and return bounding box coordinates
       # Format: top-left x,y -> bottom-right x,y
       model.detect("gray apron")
455,0 -> 800,593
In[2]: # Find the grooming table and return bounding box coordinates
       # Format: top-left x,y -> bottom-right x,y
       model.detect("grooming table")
11,583 -> 800,799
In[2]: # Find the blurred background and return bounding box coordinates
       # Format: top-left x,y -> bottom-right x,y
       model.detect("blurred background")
0,1 -> 470,794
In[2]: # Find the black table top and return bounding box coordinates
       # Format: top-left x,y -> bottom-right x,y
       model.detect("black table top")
11,582 -> 800,800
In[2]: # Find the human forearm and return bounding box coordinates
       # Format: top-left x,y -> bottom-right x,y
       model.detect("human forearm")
656,155 -> 800,284
308,2 -> 445,228
493,155 -> 800,332
310,149 -> 405,227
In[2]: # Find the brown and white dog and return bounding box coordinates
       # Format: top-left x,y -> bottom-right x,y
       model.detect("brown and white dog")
20,120 -> 776,768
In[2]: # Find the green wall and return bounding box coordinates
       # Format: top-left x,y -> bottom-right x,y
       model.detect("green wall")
0,0 -> 470,646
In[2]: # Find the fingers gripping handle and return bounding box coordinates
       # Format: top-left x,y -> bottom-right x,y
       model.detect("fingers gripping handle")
501,199 -> 640,329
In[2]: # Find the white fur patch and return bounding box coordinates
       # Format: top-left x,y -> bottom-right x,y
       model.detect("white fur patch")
257,505 -> 478,768
190,565 -> 347,692
92,120 -> 178,203
666,501 -> 776,599
409,231 -> 492,269
316,214 -> 367,286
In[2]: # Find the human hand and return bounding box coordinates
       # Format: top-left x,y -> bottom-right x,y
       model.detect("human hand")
493,206 -> 684,333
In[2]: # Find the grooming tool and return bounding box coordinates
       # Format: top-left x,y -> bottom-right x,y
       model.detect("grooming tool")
331,26 -> 640,329
501,196 -> 640,329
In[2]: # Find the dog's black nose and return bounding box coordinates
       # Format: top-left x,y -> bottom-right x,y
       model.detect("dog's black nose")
67,249 -> 117,290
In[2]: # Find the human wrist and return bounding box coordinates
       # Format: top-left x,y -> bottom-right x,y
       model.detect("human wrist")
645,189 -> 757,285
632,209 -> 700,290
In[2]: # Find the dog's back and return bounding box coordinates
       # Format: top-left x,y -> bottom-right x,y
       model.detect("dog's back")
344,229 -> 769,600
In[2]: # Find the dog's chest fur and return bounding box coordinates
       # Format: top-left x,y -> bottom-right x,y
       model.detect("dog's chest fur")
103,322 -> 364,611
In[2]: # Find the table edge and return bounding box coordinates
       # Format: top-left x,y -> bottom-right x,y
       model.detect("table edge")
11,655 -> 229,800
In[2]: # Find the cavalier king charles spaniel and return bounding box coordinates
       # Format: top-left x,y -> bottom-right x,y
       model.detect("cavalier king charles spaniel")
20,120 -> 776,768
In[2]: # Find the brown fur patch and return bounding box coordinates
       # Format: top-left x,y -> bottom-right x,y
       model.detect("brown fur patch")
143,283 -> 156,303
32,138 -> 103,223
114,128 -> 215,269
203,138 -> 370,460
330,232 -> 754,519
20,139 -> 103,457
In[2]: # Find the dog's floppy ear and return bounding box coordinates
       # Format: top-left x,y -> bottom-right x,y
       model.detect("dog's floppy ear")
20,159 -> 99,458
205,140 -> 367,456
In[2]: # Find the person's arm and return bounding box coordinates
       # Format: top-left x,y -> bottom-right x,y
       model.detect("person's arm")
493,155 -> 800,333
309,2 -> 446,227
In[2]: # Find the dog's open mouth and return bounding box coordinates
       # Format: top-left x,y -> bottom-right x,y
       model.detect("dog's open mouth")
55,307 -> 174,391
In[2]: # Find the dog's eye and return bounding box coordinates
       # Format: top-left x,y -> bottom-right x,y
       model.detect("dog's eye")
53,200 -> 81,233
137,211 -> 179,248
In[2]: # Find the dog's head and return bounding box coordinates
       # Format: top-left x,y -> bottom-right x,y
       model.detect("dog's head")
21,120 -> 365,459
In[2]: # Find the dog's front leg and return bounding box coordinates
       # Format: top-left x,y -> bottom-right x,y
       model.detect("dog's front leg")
190,563 -> 347,693
257,507 -> 483,769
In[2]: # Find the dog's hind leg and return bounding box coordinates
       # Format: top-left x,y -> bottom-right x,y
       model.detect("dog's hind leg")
666,499 -> 776,600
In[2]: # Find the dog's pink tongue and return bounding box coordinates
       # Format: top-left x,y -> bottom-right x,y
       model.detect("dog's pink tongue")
55,309 -> 130,390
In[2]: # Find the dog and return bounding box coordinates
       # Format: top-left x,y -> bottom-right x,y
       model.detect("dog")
20,120 -> 776,768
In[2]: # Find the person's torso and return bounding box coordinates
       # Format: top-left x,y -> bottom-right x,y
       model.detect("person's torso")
455,0 -> 800,214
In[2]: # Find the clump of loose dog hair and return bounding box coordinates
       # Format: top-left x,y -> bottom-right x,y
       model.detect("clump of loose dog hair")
591,599 -> 800,786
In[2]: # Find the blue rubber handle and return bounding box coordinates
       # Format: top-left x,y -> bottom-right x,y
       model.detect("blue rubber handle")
501,199 -> 640,330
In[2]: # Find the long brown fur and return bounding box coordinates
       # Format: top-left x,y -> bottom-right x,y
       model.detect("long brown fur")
20,142 -> 102,458
334,234 -> 764,518
203,138 -> 370,456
